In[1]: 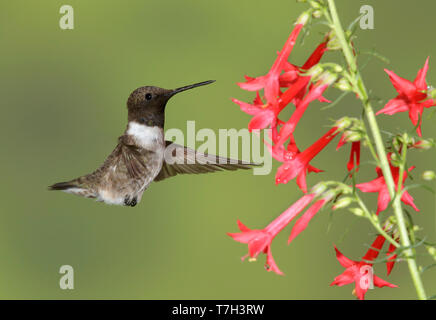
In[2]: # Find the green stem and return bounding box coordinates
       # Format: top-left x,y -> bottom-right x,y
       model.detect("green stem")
356,195 -> 399,248
326,0 -> 427,300
397,144 -> 407,193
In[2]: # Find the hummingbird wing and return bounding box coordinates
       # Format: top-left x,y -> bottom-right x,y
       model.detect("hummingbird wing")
154,141 -> 257,182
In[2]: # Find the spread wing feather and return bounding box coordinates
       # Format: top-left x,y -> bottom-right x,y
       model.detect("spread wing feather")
154,141 -> 258,182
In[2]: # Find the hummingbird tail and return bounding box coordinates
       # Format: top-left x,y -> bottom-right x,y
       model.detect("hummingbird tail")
48,180 -> 97,199
48,181 -> 79,191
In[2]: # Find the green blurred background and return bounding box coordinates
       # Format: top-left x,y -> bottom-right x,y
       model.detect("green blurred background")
0,0 -> 435,299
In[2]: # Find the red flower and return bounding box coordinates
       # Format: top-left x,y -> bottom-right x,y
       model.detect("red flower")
376,57 -> 436,136
386,240 -> 399,275
275,126 -> 340,192
275,81 -> 332,148
266,133 -> 324,186
288,197 -> 329,243
356,155 -> 419,215
232,93 -> 276,131
237,18 -> 307,105
337,136 -> 361,173
330,236 -> 397,300
228,194 -> 315,275
279,41 -> 329,103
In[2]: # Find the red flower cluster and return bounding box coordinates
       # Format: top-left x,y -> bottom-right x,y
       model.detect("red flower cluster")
228,7 -> 430,300
232,13 -> 338,193
229,13 -> 345,275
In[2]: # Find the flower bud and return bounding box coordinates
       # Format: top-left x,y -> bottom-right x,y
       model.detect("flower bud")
326,31 -> 341,51
312,10 -> 323,18
335,78 -> 353,91
349,208 -> 364,217
318,71 -> 338,86
389,152 -> 400,164
296,11 -> 311,26
333,197 -> 354,210
401,133 -> 414,146
422,170 -> 435,181
309,0 -> 322,9
306,64 -> 324,79
427,246 -> 436,260
387,215 -> 397,225
311,182 -> 328,195
344,130 -> 362,142
427,86 -> 436,99
335,117 -> 352,131
318,190 -> 336,203
414,139 -> 435,150
332,64 -> 343,73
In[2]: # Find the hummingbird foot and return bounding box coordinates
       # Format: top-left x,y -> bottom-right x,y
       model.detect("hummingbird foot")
124,196 -> 137,207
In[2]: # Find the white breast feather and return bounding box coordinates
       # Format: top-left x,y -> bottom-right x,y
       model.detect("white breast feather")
126,122 -> 164,150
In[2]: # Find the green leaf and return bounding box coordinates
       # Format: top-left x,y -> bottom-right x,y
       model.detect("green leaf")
420,263 -> 436,274
403,183 -> 435,195
359,49 -> 390,65
347,13 -> 365,36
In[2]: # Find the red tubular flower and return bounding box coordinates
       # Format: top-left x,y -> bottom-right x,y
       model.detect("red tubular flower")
288,197 -> 329,243
237,20 -> 306,104
330,235 -> 397,300
337,137 -> 361,173
228,194 -> 315,275
275,82 -> 331,148
376,57 -> 436,136
386,239 -> 399,275
232,93 -> 277,131
279,41 -> 330,106
266,133 -> 323,173
356,155 -> 419,215
275,126 -> 340,192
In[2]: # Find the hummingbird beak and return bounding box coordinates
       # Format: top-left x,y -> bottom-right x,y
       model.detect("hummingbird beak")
169,80 -> 215,97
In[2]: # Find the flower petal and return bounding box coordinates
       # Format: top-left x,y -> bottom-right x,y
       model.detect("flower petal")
237,219 -> 251,232
413,57 -> 429,91
330,268 -> 355,286
238,76 -> 266,92
248,110 -> 275,131
386,241 -> 398,275
232,98 -> 262,116
356,177 -> 384,193
376,187 -> 391,215
385,69 -> 416,98
373,275 -> 398,288
376,98 -> 409,115
401,190 -> 419,212
333,246 -> 356,268
288,199 -> 326,243
265,247 -> 284,275
362,235 -> 386,262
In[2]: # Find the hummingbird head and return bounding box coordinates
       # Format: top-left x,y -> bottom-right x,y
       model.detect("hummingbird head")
126,80 -> 215,127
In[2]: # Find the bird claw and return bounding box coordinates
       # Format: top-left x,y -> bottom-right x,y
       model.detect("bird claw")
124,196 -> 137,207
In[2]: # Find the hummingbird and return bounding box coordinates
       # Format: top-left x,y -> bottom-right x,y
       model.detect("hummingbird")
49,80 -> 255,207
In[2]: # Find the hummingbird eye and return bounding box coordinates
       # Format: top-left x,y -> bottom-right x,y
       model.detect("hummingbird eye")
145,93 -> 152,101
